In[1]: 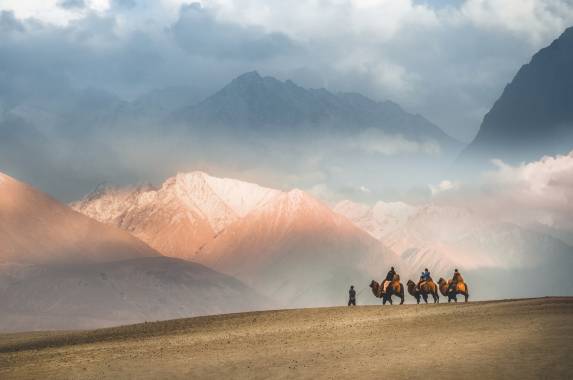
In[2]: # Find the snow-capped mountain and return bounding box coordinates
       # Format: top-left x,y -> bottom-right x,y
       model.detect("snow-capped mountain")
0,171 -> 158,264
73,173 -> 403,306
0,172 -> 270,331
71,172 -> 281,260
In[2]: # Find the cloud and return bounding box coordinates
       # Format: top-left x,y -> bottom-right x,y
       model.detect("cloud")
112,0 -> 136,10
58,0 -> 87,10
433,151 -> 573,234
170,3 -> 295,60
429,179 -> 460,195
1,0 -> 572,140
0,10 -> 25,33
347,129 -> 442,156
1,1 -> 573,200
457,0 -> 573,44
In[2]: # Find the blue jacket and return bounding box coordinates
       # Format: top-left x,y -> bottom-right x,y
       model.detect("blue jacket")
422,271 -> 431,281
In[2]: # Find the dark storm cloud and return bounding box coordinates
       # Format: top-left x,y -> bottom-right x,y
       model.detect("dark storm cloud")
171,3 -> 295,60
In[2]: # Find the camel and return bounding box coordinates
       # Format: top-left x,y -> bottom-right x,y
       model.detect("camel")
438,277 -> 469,303
407,280 -> 439,304
420,279 -> 439,303
370,276 -> 404,305
406,280 -> 421,304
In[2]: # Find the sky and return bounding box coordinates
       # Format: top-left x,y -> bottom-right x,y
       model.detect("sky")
1,0 -> 572,142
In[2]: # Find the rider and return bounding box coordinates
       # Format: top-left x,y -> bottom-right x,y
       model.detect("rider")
348,285 -> 356,306
383,266 -> 396,293
417,268 -> 431,290
449,268 -> 464,292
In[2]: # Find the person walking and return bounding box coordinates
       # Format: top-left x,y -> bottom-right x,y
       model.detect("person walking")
348,285 -> 356,306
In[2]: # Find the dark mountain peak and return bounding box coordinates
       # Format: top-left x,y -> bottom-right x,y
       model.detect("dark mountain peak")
232,70 -> 263,84
173,71 -> 459,149
461,26 -> 573,163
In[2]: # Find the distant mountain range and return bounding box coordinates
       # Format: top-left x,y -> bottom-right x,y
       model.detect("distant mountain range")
0,70 -> 462,201
173,71 -> 461,151
72,172 -> 399,306
462,26 -> 573,163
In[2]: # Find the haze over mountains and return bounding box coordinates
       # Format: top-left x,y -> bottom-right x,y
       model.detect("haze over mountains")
73,169 -> 573,305
336,200 -> 573,298
0,68 -> 460,201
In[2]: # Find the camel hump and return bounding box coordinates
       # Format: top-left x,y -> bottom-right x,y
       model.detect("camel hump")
394,274 -> 400,282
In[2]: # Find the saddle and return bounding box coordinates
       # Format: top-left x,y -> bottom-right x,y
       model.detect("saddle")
382,280 -> 390,294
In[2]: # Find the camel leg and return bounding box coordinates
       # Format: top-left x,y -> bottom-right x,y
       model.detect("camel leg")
422,293 -> 428,304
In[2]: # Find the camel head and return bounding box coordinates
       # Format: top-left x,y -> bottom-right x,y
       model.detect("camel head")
370,280 -> 381,298
406,280 -> 417,296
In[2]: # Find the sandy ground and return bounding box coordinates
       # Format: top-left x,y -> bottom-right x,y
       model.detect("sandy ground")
0,297 -> 572,379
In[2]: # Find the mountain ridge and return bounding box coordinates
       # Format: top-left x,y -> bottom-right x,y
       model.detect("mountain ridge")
173,71 -> 461,150
461,26 -> 573,162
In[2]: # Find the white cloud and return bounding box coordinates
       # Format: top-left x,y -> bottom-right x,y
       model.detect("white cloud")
456,0 -> 573,44
347,129 -> 441,156
434,151 -> 573,233
429,179 -> 460,195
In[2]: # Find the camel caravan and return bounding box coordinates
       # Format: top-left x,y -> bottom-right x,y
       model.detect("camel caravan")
368,267 -> 469,305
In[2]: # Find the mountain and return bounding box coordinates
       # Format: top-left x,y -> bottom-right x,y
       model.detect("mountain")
195,189 -> 398,306
71,172 -> 281,260
462,27 -> 573,162
73,172 -> 403,306
336,201 -> 573,298
173,71 -> 460,151
0,172 -> 270,331
334,200 -> 417,240
0,171 -> 159,264
0,257 -> 269,331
